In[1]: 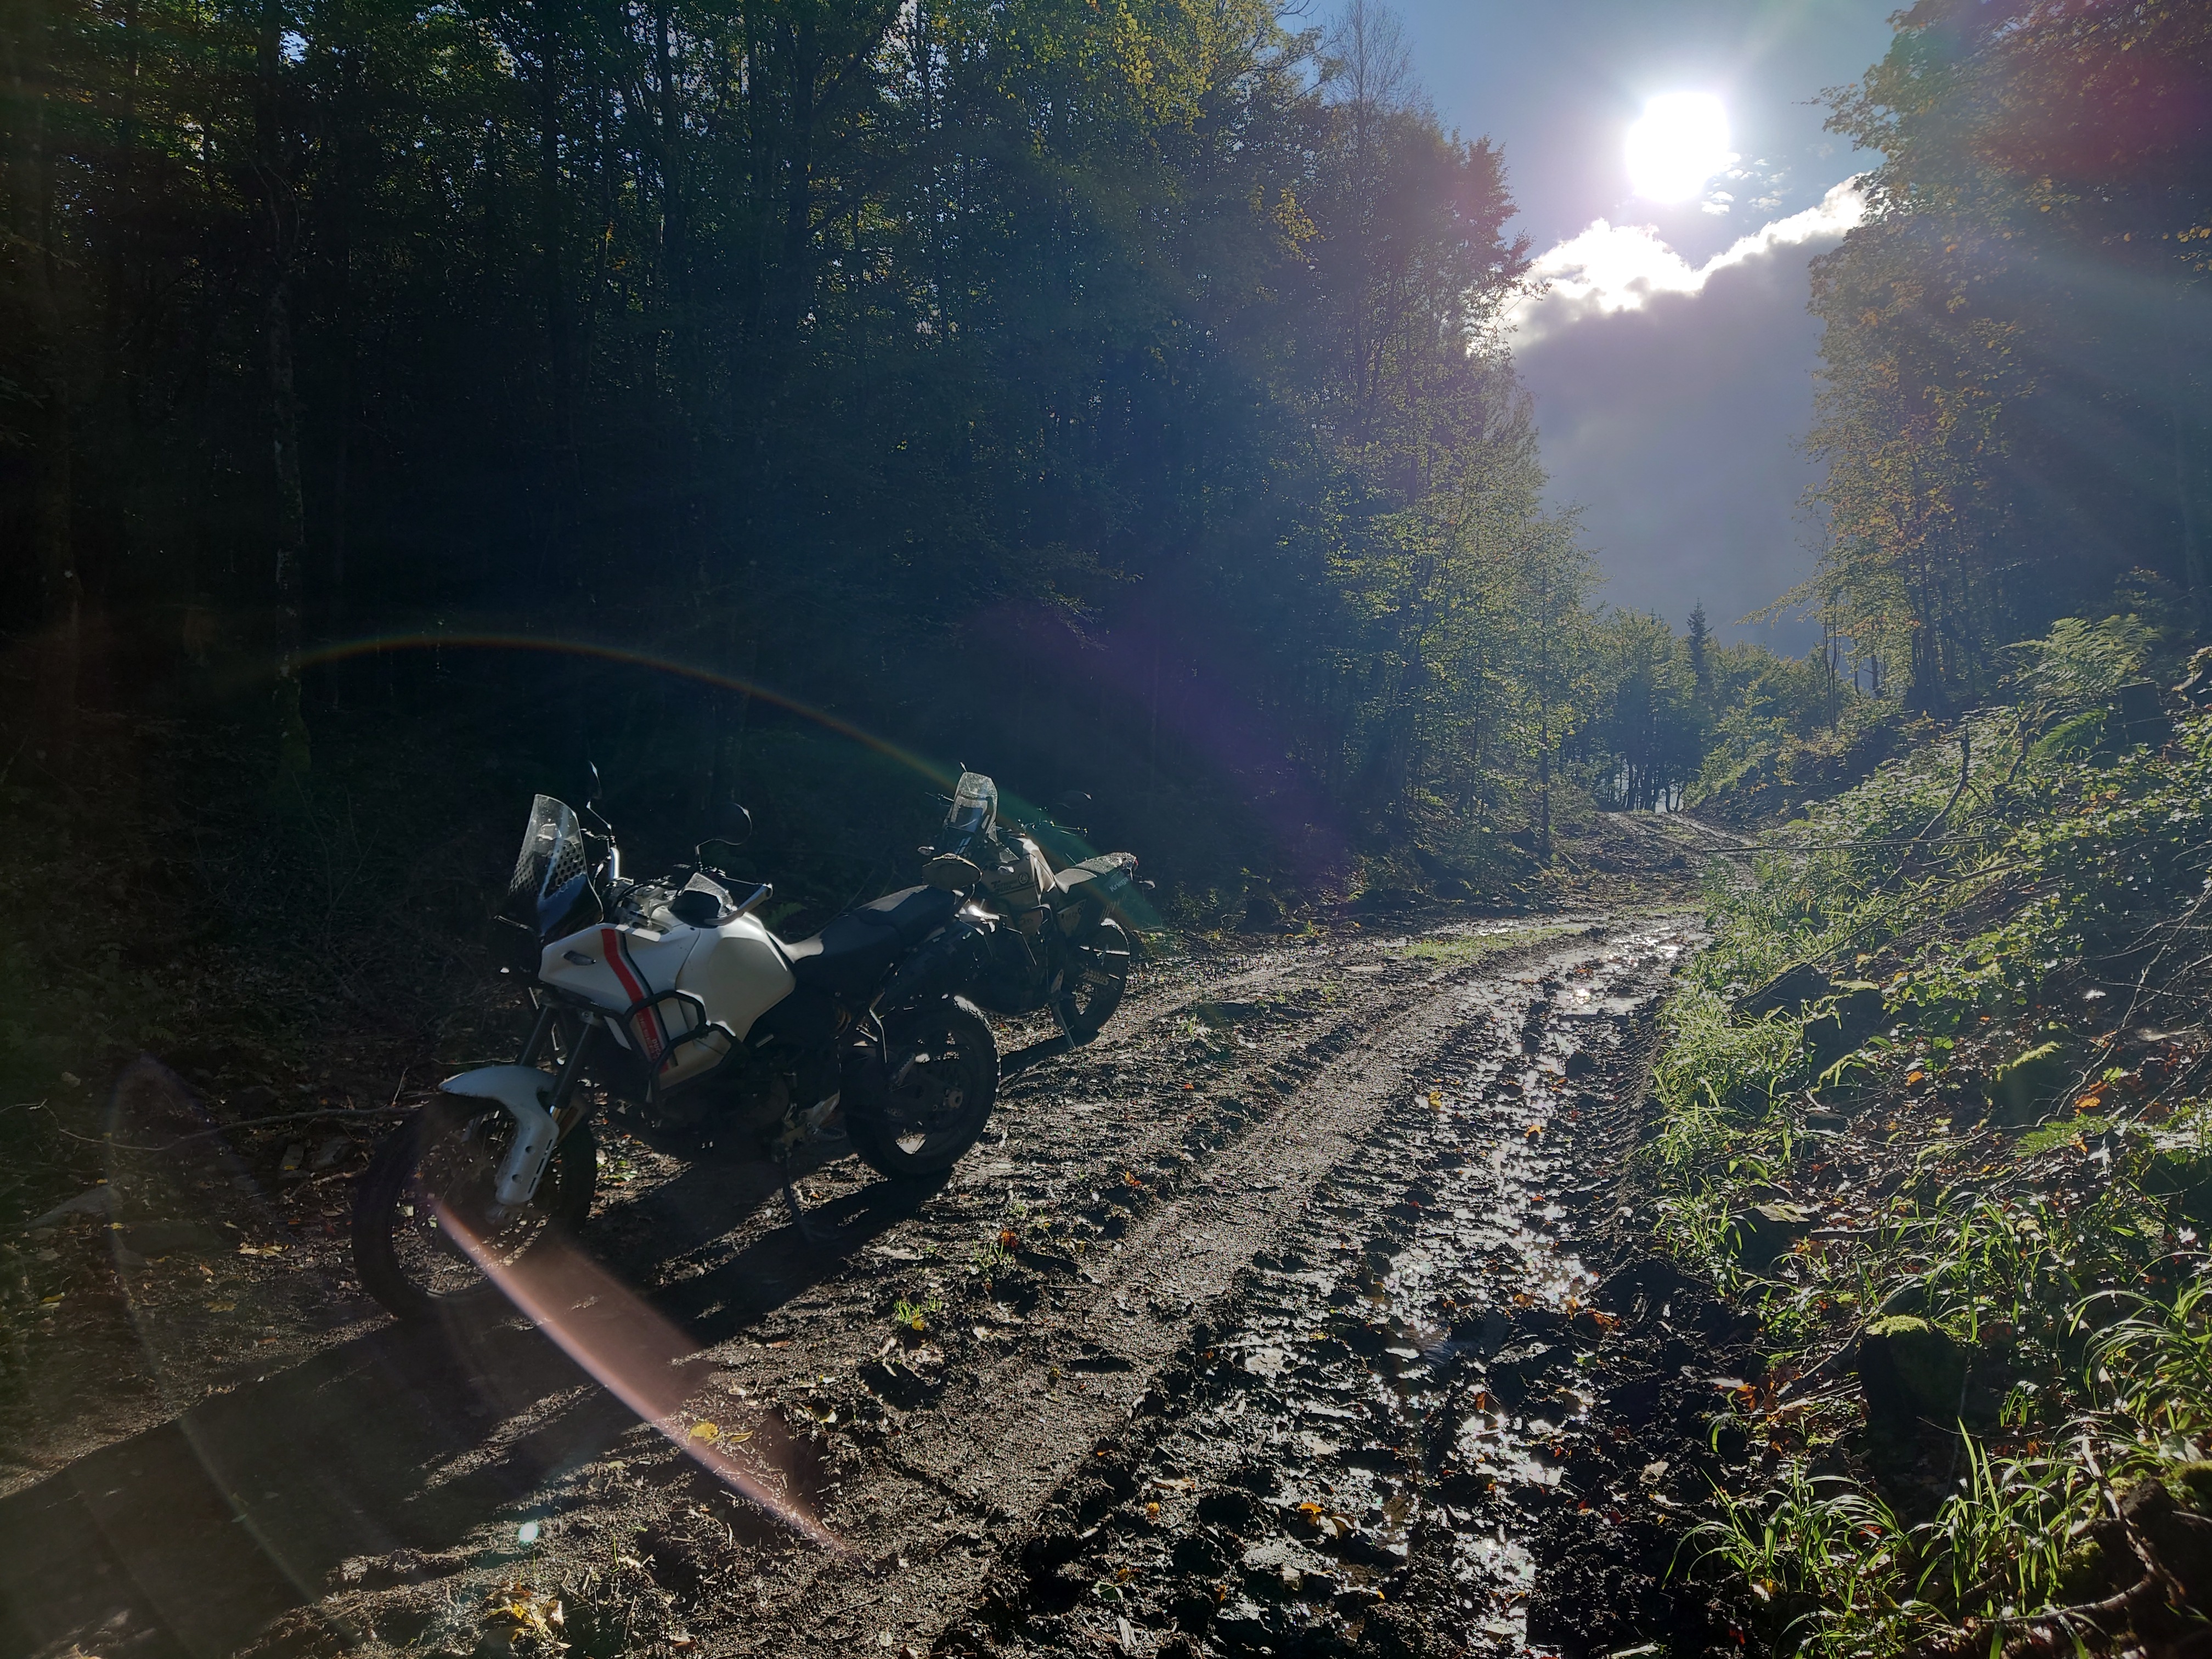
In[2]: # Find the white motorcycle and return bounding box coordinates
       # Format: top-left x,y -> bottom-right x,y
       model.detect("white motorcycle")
352,785 -> 1001,1323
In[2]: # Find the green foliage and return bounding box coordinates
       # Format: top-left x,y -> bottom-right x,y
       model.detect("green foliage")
1395,923 -> 1568,963
1575,610 -> 1702,812
1699,1280 -> 2212,1659
1697,1432 -> 2108,1659
2090,1282 -> 2212,1452
1650,676 -> 2212,1656
2007,616 -> 2155,718
890,1296 -> 944,1333
1802,0 -> 2212,709
1647,983 -> 1805,1181
1692,1463 -> 1920,1658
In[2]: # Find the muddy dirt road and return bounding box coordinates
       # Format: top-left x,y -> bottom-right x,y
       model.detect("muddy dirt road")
0,909 -> 1716,1659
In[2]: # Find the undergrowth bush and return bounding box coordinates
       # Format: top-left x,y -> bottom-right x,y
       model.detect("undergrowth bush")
1686,693 -> 1918,827
1648,635 -> 2212,1657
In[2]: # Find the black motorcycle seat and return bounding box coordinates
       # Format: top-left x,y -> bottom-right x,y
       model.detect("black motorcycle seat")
782,886 -> 957,997
865,884 -> 961,944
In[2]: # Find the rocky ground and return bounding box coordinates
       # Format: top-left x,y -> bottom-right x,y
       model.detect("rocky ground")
0,822 -> 1756,1659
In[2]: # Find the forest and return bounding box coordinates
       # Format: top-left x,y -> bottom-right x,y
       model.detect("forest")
4,0 -> 2206,868
1805,0 -> 2212,712
6,3 -> 2212,1656
0,0 -> 1849,911
1,0 -> 2205,1102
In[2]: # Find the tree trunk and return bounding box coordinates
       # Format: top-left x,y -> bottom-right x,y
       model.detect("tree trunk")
1536,725 -> 1551,864
30,371 -> 80,748
2172,338 -> 2204,631
324,0 -> 360,636
10,0 -> 80,747
535,0 -> 576,565
778,12 -> 817,332
652,0 -> 700,521
259,0 -> 309,776
267,275 -> 310,774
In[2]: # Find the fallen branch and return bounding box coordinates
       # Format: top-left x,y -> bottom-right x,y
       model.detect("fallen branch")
55,1105 -> 416,1155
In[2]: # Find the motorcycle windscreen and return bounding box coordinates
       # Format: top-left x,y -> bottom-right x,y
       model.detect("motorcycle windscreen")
506,795 -> 585,920
942,771 -> 998,840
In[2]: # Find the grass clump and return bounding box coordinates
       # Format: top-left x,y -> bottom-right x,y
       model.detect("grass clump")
890,1296 -> 943,1333
1644,647 -> 2212,1656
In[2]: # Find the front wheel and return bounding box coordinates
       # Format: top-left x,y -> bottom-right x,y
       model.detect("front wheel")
847,996 -> 999,1181
1055,914 -> 1131,1041
352,1099 -> 597,1324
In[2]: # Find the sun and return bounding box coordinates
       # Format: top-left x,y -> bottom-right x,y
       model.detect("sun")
1625,93 -> 1732,203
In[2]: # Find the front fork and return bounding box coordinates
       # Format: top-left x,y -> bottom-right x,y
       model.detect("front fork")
522,1002 -> 599,1132
518,1002 -> 559,1067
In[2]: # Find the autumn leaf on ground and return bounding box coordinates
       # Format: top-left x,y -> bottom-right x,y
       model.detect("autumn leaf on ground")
483,1584 -> 566,1652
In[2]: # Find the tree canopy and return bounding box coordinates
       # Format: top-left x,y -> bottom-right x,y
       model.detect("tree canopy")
4,0 -> 1719,885
1805,0 -> 2212,712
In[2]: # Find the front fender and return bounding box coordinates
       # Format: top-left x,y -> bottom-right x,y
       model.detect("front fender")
439,1065 -> 561,1206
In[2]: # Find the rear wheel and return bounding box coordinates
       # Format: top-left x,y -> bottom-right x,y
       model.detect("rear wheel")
352,1099 -> 596,1324
848,996 -> 999,1180
1056,913 -> 1131,1041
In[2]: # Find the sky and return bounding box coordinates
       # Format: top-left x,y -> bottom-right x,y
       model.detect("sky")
1389,0 -> 1899,647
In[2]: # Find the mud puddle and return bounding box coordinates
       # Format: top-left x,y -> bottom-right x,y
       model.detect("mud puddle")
950,927 -> 1692,1657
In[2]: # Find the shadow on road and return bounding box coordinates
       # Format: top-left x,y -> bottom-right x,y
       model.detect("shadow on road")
0,1147 -> 931,1659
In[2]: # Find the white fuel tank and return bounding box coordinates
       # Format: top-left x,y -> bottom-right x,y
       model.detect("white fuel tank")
539,911 -> 796,1091
675,913 -> 798,1052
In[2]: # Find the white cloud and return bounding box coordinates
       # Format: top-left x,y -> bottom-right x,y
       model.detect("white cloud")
1505,177 -> 1865,345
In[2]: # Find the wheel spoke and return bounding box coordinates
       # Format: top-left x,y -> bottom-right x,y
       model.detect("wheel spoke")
394,1113 -> 556,1286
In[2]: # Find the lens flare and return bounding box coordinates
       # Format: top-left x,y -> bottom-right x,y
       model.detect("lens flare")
438,1197 -> 845,1551
1624,92 -> 1731,204
294,630 -> 952,789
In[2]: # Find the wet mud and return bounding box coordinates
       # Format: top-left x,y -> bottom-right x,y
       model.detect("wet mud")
0,906 -> 1752,1659
946,926 -> 1758,1659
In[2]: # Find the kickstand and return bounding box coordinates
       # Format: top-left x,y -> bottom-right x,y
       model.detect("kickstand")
780,1171 -> 828,1245
1048,997 -> 1079,1054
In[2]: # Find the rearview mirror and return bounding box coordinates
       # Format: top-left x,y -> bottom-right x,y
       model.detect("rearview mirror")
715,802 -> 754,847
696,802 -> 753,870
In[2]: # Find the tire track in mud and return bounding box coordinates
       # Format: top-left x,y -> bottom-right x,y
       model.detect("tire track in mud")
552,923 -> 1645,1658
933,926 -> 1696,1659
1,916 -> 1696,1659
495,917 -> 1698,1659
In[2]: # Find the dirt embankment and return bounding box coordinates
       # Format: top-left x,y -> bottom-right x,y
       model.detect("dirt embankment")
2,872 -> 1749,1659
